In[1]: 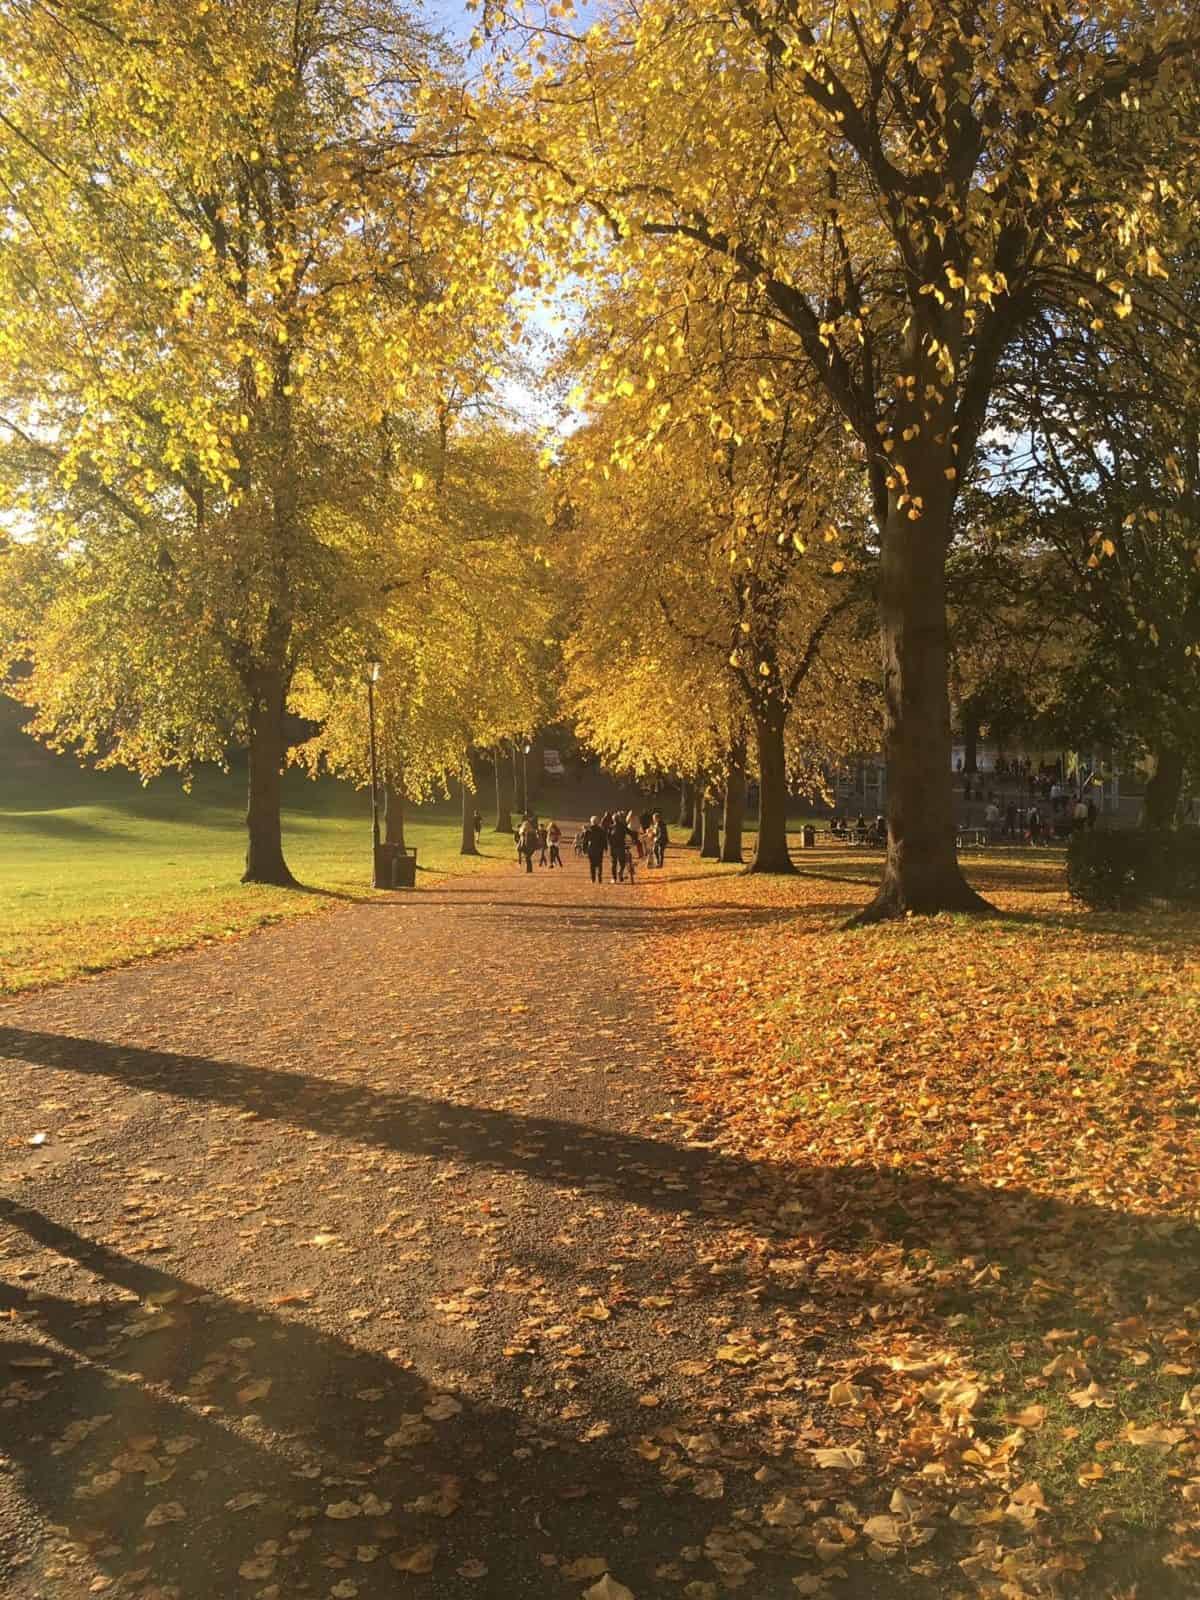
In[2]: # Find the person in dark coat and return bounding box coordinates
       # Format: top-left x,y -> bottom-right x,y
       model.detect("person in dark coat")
581,816 -> 607,884
652,811 -> 668,868
607,812 -> 630,882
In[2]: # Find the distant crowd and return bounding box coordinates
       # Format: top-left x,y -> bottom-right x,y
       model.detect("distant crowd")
512,810 -> 669,882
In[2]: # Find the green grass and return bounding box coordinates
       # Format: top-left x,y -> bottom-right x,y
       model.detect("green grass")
0,757 -> 505,993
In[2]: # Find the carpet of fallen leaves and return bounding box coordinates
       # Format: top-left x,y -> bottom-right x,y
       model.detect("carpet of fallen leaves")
648,847 -> 1200,1597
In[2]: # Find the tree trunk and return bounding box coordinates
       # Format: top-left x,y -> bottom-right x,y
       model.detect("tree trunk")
720,739 -> 746,863
1144,744 -> 1184,829
242,668 -> 296,886
384,780 -> 406,848
748,700 -> 795,874
686,773 -> 704,846
854,478 -> 991,923
700,789 -> 721,859
677,777 -> 693,831
460,769 -> 478,855
494,746 -> 514,833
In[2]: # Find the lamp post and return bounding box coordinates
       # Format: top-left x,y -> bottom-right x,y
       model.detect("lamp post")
523,740 -> 531,814
367,660 -> 382,886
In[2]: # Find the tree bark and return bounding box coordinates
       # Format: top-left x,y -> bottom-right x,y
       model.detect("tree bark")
686,773 -> 704,846
748,700 -> 795,874
460,768 -> 478,855
854,476 -> 991,923
1144,744 -> 1184,829
720,739 -> 746,863
242,668 -> 296,886
677,777 -> 693,831
384,780 -> 406,848
494,746 -> 514,833
700,787 -> 722,858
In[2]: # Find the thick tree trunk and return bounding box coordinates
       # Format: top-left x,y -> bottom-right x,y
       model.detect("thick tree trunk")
677,778 -> 693,831
242,669 -> 295,886
494,746 -> 514,833
460,769 -> 478,855
686,773 -> 704,847
384,780 -> 406,848
748,701 -> 795,874
855,478 -> 991,923
720,740 -> 746,864
700,790 -> 721,858
1144,745 -> 1184,829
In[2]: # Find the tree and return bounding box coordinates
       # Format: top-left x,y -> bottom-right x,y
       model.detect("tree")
0,0 -> 503,883
290,416 -> 557,850
480,0 -> 1197,915
980,258 -> 1200,826
557,285 -> 876,873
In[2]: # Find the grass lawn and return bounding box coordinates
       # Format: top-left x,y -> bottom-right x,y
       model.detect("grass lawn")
0,757 -> 506,994
651,845 -> 1200,1591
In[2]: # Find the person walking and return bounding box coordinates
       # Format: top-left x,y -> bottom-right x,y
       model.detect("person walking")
623,811 -> 643,883
472,807 -> 483,840
582,816 -> 607,883
608,811 -> 630,882
517,815 -> 538,873
1028,803 -> 1042,845
537,821 -> 549,867
653,811 -> 668,867
547,821 -> 564,868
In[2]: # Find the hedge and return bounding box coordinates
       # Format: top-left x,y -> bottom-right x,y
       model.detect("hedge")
1067,829 -> 1200,909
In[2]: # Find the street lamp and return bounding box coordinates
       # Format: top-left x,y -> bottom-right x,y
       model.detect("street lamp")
523,740 -> 531,814
367,660 -> 382,886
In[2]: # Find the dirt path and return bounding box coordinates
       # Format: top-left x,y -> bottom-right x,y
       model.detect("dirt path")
0,832 -> 874,1600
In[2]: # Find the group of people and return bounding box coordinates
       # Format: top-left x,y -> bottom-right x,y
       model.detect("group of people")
983,793 -> 1096,841
830,813 -> 886,846
514,815 -> 564,872
578,810 -> 669,883
512,809 -> 670,881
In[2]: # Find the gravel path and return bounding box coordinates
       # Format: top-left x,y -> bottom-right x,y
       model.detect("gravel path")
0,835 -> 878,1600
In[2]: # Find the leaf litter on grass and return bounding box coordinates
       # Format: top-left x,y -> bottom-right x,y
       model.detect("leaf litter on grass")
646,851 -> 1200,1595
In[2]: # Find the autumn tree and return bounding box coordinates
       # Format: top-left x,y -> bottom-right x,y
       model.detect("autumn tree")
979,261 -> 1200,825
475,0 -> 1197,917
558,275 -> 876,871
0,0 -> 510,883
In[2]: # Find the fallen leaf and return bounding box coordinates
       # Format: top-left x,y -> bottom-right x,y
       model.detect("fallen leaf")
390,1542 -> 436,1574
144,1502 -> 186,1527
423,1395 -> 463,1421
561,1557 -> 609,1581
583,1577 -> 635,1600
325,1500 -> 362,1520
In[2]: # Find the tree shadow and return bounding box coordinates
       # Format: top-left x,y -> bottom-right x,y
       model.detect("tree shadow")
0,812 -> 118,841
0,1202 -> 771,1600
2,1025 -> 1195,1291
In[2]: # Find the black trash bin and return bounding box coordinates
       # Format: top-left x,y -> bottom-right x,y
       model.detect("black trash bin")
391,847 -> 417,888
373,842 -> 398,887
802,823 -> 816,849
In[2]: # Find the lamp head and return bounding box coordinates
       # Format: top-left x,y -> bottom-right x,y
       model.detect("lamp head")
368,660 -> 381,683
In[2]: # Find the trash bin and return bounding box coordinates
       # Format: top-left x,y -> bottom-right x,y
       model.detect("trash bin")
391,847 -> 417,888
802,823 -> 816,849
373,842 -> 397,887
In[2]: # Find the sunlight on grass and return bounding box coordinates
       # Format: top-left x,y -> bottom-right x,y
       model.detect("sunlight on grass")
0,761 -> 503,992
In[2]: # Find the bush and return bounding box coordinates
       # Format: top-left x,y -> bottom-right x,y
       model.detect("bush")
1067,829 -> 1200,909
